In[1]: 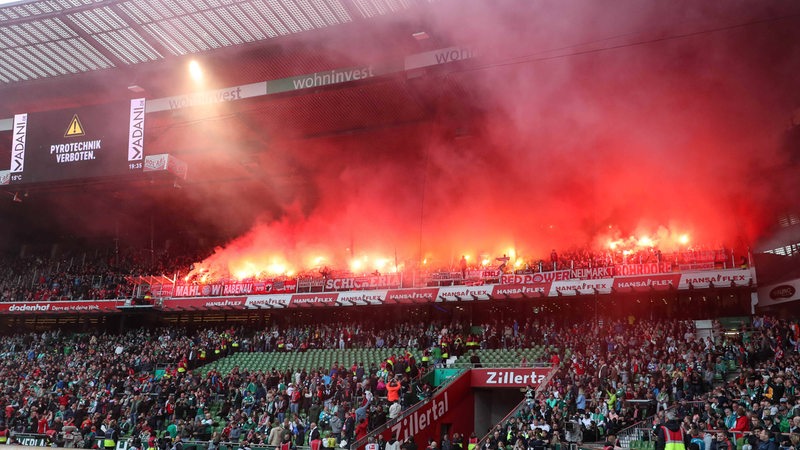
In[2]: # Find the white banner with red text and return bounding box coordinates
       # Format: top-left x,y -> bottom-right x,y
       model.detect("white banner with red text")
470,367 -> 554,388
150,268 -> 749,310
0,269 -> 753,314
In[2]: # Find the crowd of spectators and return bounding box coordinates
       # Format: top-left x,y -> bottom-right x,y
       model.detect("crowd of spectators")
0,253 -> 131,303
0,319 -> 482,449
0,315 -> 793,450
0,243 -> 740,304
477,316 -> 800,450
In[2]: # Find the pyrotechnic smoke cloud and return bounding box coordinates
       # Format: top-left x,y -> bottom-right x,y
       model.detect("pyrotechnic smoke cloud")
188,0 -> 800,277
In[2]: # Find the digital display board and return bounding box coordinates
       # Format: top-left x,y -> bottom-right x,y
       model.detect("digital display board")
7,99 -> 145,185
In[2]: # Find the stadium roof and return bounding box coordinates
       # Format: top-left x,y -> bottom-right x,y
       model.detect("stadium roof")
0,0 -> 481,248
0,0 -> 431,86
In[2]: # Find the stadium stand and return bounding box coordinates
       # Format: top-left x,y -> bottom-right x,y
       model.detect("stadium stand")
0,4 -> 796,449
0,245 -> 741,303
0,311 -> 795,450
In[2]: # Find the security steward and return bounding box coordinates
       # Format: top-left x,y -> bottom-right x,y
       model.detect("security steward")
655,411 -> 687,450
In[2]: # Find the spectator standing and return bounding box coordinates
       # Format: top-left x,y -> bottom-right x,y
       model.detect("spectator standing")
655,411 -> 687,450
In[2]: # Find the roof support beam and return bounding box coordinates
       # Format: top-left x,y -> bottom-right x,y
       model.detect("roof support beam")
60,15 -> 126,67
108,3 -> 172,59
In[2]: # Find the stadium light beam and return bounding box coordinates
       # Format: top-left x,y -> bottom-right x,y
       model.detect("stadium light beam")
188,60 -> 203,83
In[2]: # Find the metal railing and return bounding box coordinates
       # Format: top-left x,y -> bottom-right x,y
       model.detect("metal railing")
616,403 -> 677,449
348,368 -> 467,450
473,365 -> 559,450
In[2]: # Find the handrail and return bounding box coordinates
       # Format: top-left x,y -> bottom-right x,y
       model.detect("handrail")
474,398 -> 527,450
473,365 -> 559,450
451,362 -> 554,369
5,432 -> 322,450
617,404 -> 680,448
348,368 -> 467,450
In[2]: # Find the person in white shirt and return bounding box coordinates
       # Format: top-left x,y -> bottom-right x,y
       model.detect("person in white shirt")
388,402 -> 402,420
385,436 -> 401,450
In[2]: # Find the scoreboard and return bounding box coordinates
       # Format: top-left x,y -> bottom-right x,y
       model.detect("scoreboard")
3,99 -> 145,185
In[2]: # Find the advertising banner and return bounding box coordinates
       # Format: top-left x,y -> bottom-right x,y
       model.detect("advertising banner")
491,283 -> 551,298
385,288 -> 439,304
469,269 -> 501,279
612,274 -> 682,291
677,249 -> 729,263
384,371 -> 472,444
337,290 -> 386,305
678,269 -> 751,289
267,65 -> 378,94
437,285 -> 493,301
677,262 -> 715,271
470,367 -> 553,388
757,278 -> 800,307
245,295 -> 291,309
297,277 -> 325,290
159,297 -> 246,310
551,279 -> 613,296
0,300 -> 121,313
404,46 -> 476,70
169,280 -> 297,298
288,293 -> 339,307
324,274 -> 401,291
613,263 -> 673,276
427,272 -> 463,282
500,271 -> 572,284
571,266 -> 615,279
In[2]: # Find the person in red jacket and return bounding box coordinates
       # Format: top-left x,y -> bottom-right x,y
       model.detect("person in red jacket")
729,406 -> 750,441
355,418 -> 369,443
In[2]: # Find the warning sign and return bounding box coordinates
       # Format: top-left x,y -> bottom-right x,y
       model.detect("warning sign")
64,115 -> 85,137
7,99 -> 146,185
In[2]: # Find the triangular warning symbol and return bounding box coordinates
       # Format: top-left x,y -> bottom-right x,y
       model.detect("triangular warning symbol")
64,114 -> 85,137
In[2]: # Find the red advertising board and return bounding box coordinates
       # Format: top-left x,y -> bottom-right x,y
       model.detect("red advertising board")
428,272 -> 463,282
571,266 -> 615,279
470,367 -> 553,388
677,262 -> 715,271
264,280 -> 298,294
169,280 -> 296,298
382,370 -> 473,444
613,262 -> 673,276
468,269 -> 501,279
500,271 -> 571,284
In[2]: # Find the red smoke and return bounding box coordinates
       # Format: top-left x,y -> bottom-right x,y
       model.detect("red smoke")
187,0 -> 800,279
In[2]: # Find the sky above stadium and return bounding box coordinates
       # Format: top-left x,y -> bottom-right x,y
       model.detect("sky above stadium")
2,0 -> 799,274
